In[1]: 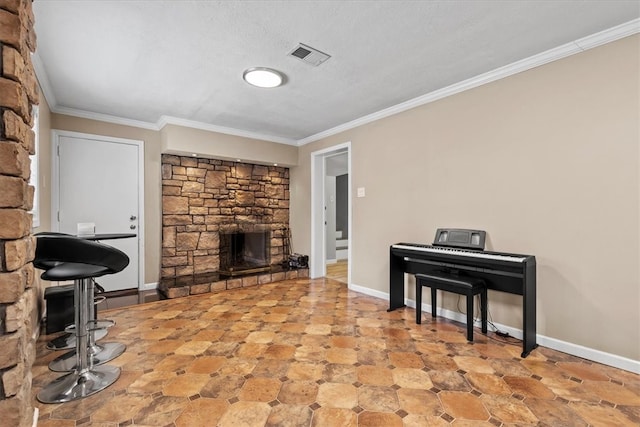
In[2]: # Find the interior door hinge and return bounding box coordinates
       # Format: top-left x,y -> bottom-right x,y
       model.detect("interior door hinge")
57,211 -> 60,222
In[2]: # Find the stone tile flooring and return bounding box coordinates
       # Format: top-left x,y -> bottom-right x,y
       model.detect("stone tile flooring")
32,278 -> 640,426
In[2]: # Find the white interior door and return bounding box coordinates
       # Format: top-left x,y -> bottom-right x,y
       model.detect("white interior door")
55,133 -> 142,292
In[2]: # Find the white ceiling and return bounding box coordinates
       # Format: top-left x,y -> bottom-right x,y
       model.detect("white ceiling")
33,1 -> 639,145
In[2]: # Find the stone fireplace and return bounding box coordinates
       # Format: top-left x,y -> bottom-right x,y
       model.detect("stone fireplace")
159,154 -> 307,297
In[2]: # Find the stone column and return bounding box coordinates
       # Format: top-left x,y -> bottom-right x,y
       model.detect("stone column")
0,0 -> 39,425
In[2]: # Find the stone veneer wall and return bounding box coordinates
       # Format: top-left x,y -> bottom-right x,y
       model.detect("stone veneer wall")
161,154 -> 290,278
0,0 -> 39,425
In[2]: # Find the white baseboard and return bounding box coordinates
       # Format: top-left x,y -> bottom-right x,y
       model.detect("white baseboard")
141,282 -> 158,291
536,334 -> 640,374
348,283 -> 389,300
349,283 -> 640,374
326,259 -> 337,265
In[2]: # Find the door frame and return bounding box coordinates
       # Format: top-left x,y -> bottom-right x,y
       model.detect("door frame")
310,142 -> 351,285
51,129 -> 146,290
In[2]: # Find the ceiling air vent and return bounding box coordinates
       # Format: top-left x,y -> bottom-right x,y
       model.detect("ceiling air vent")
288,43 -> 331,66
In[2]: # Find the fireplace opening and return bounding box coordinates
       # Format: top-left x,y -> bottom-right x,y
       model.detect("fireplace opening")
219,231 -> 271,276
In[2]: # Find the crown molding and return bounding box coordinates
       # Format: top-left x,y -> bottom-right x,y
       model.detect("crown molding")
297,18 -> 640,146
575,18 -> 640,50
46,107 -> 299,145
52,106 -> 161,130
157,116 -> 298,146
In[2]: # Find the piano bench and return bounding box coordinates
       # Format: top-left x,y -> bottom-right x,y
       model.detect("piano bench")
415,273 -> 487,341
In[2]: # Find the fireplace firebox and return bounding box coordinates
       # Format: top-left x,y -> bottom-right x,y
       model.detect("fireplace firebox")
219,231 -> 271,276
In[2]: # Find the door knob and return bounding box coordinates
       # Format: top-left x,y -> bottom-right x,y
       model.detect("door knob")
130,225 -> 136,230
130,215 -> 137,221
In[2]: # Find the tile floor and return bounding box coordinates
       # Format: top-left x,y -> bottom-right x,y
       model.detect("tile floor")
32,278 -> 640,426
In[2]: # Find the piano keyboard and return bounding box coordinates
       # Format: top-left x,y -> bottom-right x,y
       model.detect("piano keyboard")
389,237 -> 537,357
391,243 -> 527,263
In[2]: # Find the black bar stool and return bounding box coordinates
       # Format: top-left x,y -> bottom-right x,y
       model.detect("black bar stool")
35,232 -> 120,366
415,272 -> 487,341
35,235 -> 129,403
34,232 -> 109,351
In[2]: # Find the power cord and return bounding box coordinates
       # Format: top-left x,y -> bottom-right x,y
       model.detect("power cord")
454,294 -> 521,344
486,310 -> 522,344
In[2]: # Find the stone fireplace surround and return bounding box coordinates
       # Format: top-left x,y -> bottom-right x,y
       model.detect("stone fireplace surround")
159,154 -> 307,298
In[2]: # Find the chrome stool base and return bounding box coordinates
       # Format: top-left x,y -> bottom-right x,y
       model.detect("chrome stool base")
47,329 -> 108,350
49,342 -> 126,372
36,364 -> 121,404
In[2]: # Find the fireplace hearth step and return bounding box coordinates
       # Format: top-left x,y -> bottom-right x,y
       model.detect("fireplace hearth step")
218,265 -> 271,277
158,265 -> 309,299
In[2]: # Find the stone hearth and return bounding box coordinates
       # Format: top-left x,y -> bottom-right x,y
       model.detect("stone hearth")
158,266 -> 309,299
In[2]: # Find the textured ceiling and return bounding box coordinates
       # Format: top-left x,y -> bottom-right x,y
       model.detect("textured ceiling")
33,1 -> 639,144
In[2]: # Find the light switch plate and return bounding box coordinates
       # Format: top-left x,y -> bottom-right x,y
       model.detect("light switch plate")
357,187 -> 366,198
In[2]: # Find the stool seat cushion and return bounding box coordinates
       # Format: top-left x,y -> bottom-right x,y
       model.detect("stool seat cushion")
35,235 -> 129,277
415,273 -> 485,290
42,263 -> 110,281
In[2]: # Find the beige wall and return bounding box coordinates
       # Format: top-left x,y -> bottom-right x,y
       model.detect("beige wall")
161,124 -> 298,166
37,117 -> 299,284
291,35 -> 640,360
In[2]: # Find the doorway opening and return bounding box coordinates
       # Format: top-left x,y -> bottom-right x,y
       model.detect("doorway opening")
310,142 -> 351,286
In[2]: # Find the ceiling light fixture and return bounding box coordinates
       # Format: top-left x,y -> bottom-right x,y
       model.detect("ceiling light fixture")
243,67 -> 285,88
